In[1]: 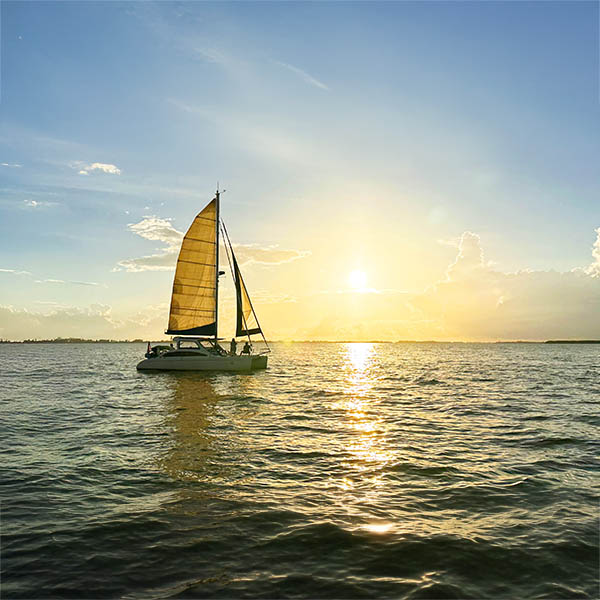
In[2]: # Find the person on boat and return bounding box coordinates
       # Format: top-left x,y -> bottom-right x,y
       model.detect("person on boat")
230,338 -> 237,355
241,341 -> 252,355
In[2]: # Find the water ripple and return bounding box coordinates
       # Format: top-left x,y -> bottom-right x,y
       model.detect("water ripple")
0,342 -> 598,598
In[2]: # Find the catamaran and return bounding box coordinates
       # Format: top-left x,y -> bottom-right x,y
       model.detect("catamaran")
137,190 -> 269,371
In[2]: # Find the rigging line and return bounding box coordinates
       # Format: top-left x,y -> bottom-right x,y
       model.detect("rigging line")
220,220 -> 251,345
220,219 -> 270,353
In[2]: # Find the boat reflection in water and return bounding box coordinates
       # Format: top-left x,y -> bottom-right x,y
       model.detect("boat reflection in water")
157,372 -> 262,498
157,374 -> 221,484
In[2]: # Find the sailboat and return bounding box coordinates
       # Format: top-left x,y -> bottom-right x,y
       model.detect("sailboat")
137,190 -> 269,371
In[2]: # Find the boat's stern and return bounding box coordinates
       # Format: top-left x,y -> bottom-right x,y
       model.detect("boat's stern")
251,354 -> 268,370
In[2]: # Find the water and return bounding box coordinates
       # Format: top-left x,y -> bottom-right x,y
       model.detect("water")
1,342 -> 598,599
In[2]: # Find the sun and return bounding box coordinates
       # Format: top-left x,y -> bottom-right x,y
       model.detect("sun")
348,269 -> 367,289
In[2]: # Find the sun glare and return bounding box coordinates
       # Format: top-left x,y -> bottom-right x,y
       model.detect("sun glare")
348,270 -> 367,289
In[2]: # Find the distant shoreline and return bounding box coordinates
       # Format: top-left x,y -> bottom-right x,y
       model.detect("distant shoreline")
1,338 -> 599,345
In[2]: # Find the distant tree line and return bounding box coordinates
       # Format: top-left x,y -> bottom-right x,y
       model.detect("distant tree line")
0,338 -> 170,344
0,338 -> 598,344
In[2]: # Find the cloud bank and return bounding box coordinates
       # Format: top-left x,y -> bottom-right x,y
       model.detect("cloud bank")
3,229 -> 598,342
0,304 -> 165,341
284,228 -> 600,341
411,230 -> 600,340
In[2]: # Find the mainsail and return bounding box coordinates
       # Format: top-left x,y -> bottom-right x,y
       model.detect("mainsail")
166,198 -> 218,336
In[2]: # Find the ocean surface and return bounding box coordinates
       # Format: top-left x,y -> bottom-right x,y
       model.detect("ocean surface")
1,342 -> 598,599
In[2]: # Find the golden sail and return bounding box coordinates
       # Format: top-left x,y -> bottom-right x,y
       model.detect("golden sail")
166,198 -> 218,336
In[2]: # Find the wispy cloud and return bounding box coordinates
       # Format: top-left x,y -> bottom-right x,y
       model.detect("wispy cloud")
233,243 -> 311,266
190,45 -> 229,65
23,199 -> 59,209
1,162 -> 22,168
33,278 -> 100,286
131,3 -> 235,70
274,60 -> 329,90
0,268 -> 31,276
35,279 -> 66,284
437,237 -> 461,248
115,215 -> 311,272
168,98 -> 327,168
1,268 -> 99,286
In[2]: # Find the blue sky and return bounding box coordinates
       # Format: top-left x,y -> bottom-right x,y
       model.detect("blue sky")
1,1 -> 598,340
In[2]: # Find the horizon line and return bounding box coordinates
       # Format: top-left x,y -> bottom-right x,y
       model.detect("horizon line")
2,338 -> 599,345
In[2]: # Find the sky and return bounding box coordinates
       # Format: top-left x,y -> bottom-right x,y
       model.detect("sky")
0,0 -> 598,341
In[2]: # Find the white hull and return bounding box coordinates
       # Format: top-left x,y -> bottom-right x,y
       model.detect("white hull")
137,353 -> 267,372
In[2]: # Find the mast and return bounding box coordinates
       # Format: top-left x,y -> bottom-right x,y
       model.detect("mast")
214,188 -> 220,342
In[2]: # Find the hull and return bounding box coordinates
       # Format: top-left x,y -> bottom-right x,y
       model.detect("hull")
137,353 -> 268,372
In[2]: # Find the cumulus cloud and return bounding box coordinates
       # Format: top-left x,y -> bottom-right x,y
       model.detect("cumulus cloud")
115,215 -> 310,272
74,162 -> 121,175
445,231 -> 486,280
586,227 -> 600,277
412,228 -> 600,340
114,216 -> 182,272
128,216 -> 182,249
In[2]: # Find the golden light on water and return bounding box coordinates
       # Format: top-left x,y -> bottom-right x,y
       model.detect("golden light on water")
347,341 -> 371,368
363,523 -> 394,534
337,343 -> 394,478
